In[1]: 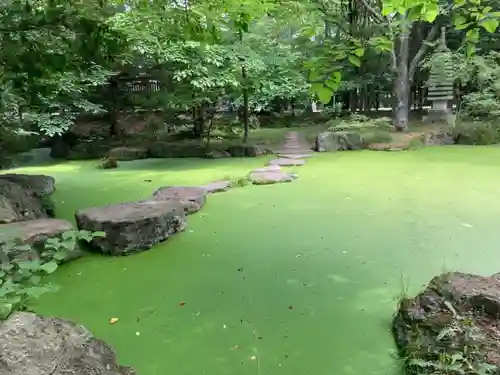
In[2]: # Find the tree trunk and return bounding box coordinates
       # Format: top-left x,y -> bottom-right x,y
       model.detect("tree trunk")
193,105 -> 205,138
109,78 -> 121,137
242,65 -> 249,143
393,27 -> 410,131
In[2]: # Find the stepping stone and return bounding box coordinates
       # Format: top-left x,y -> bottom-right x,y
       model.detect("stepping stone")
268,158 -> 306,167
152,186 -> 207,214
75,200 -> 186,255
249,170 -> 297,185
0,218 -> 82,263
252,165 -> 281,173
203,180 -> 232,193
278,153 -> 313,159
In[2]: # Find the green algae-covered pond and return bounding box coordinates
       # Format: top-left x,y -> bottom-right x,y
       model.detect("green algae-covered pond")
9,147 -> 500,375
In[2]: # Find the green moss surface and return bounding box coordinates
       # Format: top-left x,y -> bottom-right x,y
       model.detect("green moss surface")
7,147 -> 500,375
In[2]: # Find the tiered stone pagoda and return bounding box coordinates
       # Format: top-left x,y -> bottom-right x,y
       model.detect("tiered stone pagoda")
424,27 -> 455,123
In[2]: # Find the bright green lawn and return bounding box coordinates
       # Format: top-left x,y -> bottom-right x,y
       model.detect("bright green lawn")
8,147 -> 500,375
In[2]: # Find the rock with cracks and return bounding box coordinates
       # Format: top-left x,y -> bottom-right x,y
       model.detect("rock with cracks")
151,186 -> 207,214
75,200 -> 186,255
202,180 -> 232,193
249,170 -> 297,185
0,174 -> 55,196
268,158 -> 305,167
0,312 -> 136,375
393,272 -> 500,375
0,179 -> 52,224
315,131 -> 363,152
0,218 -> 82,263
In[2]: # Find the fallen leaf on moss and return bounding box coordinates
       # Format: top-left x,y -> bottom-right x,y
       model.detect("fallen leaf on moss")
109,318 -> 119,324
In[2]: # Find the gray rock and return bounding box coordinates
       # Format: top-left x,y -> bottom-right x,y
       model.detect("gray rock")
0,180 -> 51,224
0,174 -> 55,196
252,165 -> 281,172
202,180 -> 232,193
315,131 -> 363,152
148,142 -> 206,158
0,312 -> 136,375
0,218 -> 81,263
151,186 -> 207,214
424,130 -> 455,146
226,145 -> 269,157
75,200 -> 186,255
205,150 -> 231,159
393,272 -> 500,372
267,158 -> 305,167
106,147 -> 148,161
249,170 -> 297,185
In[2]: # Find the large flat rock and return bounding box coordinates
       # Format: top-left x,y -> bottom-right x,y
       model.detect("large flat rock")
268,158 -> 306,167
202,180 -> 232,193
277,153 -> 313,159
106,147 -> 148,161
75,200 -> 186,255
249,170 -> 297,185
0,218 -> 80,263
0,312 -> 136,375
0,174 -> 55,196
151,186 -> 207,214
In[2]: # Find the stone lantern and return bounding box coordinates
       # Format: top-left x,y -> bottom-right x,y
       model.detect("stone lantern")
423,27 -> 455,124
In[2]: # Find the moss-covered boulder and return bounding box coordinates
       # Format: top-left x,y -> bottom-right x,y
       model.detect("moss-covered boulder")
315,131 -> 364,152
148,141 -> 206,158
393,272 -> 500,375
107,147 -> 148,161
226,145 -> 270,157
67,142 -> 111,160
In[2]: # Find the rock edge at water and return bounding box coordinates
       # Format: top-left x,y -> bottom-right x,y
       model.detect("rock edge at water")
393,271 -> 500,374
0,312 -> 136,375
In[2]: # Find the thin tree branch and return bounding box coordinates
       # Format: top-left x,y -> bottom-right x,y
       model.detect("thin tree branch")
408,23 -> 440,81
357,0 -> 384,23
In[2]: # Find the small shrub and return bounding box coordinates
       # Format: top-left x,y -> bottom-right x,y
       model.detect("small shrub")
453,121 -> 500,145
0,230 -> 105,320
328,115 -> 393,133
100,156 -> 118,169
408,137 -> 425,150
234,176 -> 250,187
406,313 -> 497,375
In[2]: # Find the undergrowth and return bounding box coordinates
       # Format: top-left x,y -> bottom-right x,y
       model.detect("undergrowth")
395,269 -> 498,375
0,230 -> 105,320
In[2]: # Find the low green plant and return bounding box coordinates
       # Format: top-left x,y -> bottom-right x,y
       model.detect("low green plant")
407,313 -> 497,375
0,230 -> 105,320
408,137 -> 425,150
453,121 -> 500,145
328,115 -> 393,133
234,176 -> 250,187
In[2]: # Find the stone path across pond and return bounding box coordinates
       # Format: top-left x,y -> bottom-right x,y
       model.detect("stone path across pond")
248,131 -> 311,185
0,131 -> 316,257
